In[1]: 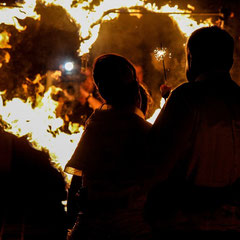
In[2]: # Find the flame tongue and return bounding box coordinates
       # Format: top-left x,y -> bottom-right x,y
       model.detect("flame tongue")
0,31 -> 11,49
0,31 -> 11,68
0,0 -> 40,31
0,1 -> 213,55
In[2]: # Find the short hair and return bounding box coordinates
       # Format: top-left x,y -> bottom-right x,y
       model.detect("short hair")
93,53 -> 139,107
187,26 -> 234,70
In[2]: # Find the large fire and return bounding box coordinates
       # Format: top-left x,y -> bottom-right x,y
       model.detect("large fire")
0,1 -> 213,55
0,74 -> 84,175
0,0 -> 214,182
0,0 -> 40,31
42,1 -> 213,55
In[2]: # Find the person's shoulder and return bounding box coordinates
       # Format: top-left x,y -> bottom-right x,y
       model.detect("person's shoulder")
135,115 -> 152,128
170,82 -> 200,100
127,113 -> 152,133
172,82 -> 195,94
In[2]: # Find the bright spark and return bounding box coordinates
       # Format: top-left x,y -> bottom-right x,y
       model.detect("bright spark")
154,47 -> 167,61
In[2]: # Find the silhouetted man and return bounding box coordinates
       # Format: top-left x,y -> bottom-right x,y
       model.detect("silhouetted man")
0,129 -> 67,240
146,26 -> 240,235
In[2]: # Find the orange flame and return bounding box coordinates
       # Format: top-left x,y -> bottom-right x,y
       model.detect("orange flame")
145,3 -> 212,37
0,31 -> 11,68
0,0 -> 40,31
40,1 -> 213,55
0,31 -> 11,49
0,1 -> 213,55
0,75 -> 84,181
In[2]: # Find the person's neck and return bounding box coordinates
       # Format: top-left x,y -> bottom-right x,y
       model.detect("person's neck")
194,70 -> 231,82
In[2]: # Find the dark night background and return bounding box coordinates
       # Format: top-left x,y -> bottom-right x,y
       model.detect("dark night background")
0,0 -> 240,115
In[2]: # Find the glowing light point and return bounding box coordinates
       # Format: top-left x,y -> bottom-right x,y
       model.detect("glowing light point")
64,62 -> 74,71
154,47 -> 167,61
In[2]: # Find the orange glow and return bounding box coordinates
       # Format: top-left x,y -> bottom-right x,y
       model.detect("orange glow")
0,31 -> 11,49
145,3 -> 212,37
40,1 -> 213,55
0,0 -> 40,31
0,75 -> 84,182
0,1 -> 213,55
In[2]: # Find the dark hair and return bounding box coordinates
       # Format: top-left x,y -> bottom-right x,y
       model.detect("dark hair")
187,26 -> 234,70
93,53 -> 139,108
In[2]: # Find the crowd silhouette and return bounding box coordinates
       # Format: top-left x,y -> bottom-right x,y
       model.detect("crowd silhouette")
1,25 -> 240,239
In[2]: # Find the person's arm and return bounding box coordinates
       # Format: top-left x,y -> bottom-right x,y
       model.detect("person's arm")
147,83 -> 199,183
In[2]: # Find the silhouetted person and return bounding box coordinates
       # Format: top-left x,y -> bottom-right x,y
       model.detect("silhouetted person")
65,79 -> 152,234
0,129 -> 67,240
145,26 -> 240,235
65,53 -> 152,239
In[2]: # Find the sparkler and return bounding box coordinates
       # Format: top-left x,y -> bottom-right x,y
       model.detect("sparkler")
0,31 -> 11,49
149,45 -> 172,123
154,45 -> 168,83
154,47 -> 167,61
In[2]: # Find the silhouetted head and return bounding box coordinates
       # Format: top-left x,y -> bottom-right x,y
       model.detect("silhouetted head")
186,26 -> 234,82
93,53 -> 140,108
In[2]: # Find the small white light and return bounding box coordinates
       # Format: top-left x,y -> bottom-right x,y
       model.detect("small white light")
64,62 -> 74,71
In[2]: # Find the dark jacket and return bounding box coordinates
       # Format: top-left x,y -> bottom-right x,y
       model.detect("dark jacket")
146,71 -> 240,232
0,129 -> 67,239
65,107 -> 152,239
